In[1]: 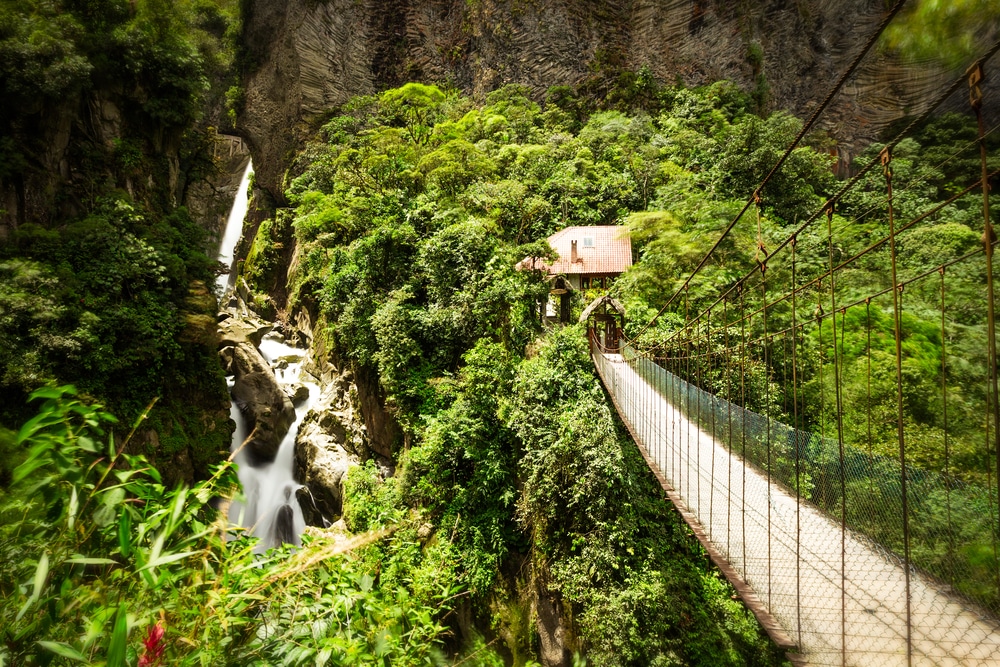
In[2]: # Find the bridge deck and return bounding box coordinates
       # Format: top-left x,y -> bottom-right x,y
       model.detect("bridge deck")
594,350 -> 1000,666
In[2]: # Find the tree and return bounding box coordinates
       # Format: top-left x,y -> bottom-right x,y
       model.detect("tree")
381,82 -> 447,145
884,0 -> 1000,70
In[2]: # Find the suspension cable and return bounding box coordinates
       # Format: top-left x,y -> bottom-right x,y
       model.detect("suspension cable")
627,37 -> 1000,356
630,0 -> 912,342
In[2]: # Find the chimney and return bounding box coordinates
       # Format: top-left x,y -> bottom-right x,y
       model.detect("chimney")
571,239 -> 578,263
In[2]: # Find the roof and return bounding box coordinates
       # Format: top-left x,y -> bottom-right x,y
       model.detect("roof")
516,225 -> 633,275
579,295 -> 626,323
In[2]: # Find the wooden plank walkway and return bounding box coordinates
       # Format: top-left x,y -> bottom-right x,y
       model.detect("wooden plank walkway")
593,349 -> 1000,666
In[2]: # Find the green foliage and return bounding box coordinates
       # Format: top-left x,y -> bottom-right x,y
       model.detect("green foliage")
0,0 -> 240,482
0,0 -> 239,185
0,5 -> 92,103
343,461 -> 403,533
884,0 -> 1000,69
381,82 -> 447,146
502,328 -> 783,665
268,81 -> 810,662
243,210 -> 291,294
0,196 -> 226,442
0,387 -> 463,665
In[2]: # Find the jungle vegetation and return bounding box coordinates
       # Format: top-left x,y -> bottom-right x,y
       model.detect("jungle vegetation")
0,0 -> 243,483
3,0 -> 999,664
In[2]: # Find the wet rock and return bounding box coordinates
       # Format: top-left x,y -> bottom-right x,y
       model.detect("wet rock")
535,579 -> 572,667
229,343 -> 295,464
294,411 -> 354,527
219,345 -> 236,374
292,370 -> 371,526
354,366 -> 401,460
218,314 -> 272,349
263,330 -> 286,344
295,486 -> 327,527
285,383 -> 310,405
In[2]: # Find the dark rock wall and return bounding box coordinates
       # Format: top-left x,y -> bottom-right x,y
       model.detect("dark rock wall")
0,92 -> 250,244
239,0 -> 950,202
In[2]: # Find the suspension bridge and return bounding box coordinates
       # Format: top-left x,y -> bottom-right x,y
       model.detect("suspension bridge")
584,3 -> 1000,664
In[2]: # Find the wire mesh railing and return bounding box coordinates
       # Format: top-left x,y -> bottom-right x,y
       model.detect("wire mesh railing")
592,336 -> 1000,665
591,17 -> 1000,665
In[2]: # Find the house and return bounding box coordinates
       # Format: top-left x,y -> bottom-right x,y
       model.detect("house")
520,225 -> 633,289
517,225 -> 633,322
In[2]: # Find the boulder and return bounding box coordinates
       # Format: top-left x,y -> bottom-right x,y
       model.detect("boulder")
229,343 -> 295,464
535,579 -> 572,667
263,330 -> 285,344
218,312 -> 272,349
219,345 -> 236,373
292,373 -> 370,526
285,383 -> 310,405
294,411 -> 354,527
355,366 -> 402,459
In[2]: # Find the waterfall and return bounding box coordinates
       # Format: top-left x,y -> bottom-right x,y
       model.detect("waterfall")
216,159 -> 313,552
226,339 -> 317,552
216,160 -> 253,294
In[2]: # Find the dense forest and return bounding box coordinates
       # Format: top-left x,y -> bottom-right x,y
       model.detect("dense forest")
0,0 -> 246,484
2,0 -> 1000,665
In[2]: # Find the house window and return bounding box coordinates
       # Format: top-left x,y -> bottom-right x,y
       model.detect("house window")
582,276 -> 609,289
582,236 -> 594,248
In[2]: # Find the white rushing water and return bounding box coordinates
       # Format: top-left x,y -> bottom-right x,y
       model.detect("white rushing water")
226,339 -> 317,552
216,161 -> 253,294
216,159 -> 313,552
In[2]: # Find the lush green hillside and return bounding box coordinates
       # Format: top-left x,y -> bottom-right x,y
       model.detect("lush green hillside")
3,0 -> 998,661
1,81 -> 795,665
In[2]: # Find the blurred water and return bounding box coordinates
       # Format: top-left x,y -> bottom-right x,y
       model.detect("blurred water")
226,341 -> 317,552
215,161 -> 253,294
217,161 -> 314,552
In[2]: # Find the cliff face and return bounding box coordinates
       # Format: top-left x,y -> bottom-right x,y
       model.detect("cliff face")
239,0 -> 947,203
0,86 -> 250,245
0,5 -> 249,484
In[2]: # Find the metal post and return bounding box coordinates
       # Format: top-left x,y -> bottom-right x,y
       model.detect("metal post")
883,145 -> 913,667
968,62 -> 1000,589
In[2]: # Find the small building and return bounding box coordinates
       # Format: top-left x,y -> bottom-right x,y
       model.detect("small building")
533,225 -> 633,290
517,225 -> 633,323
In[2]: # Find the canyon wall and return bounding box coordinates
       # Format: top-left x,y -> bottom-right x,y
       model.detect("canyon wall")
239,0 -> 949,204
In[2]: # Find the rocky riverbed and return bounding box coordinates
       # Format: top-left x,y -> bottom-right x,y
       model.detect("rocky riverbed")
218,290 -> 395,535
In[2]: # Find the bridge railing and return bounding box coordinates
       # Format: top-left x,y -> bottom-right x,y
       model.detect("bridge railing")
591,333 -> 1000,665
621,342 -> 1000,614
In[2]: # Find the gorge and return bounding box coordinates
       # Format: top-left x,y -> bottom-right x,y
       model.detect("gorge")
2,1 -> 998,665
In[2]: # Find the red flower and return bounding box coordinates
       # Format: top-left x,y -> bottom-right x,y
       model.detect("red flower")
138,622 -> 165,667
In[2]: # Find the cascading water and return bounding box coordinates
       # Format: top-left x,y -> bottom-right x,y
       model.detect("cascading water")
226,339 -> 318,552
216,161 -> 253,294
216,160 -> 315,552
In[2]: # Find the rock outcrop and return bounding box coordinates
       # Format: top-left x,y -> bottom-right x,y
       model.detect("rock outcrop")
184,138 -> 252,248
535,579 -> 573,667
220,313 -> 296,465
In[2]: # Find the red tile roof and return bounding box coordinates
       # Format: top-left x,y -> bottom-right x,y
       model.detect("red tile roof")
517,225 -> 633,275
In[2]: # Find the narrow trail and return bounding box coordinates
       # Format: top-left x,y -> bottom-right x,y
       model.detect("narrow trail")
594,350 -> 1000,666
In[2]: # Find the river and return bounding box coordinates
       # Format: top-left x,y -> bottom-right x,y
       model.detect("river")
216,161 -> 314,551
